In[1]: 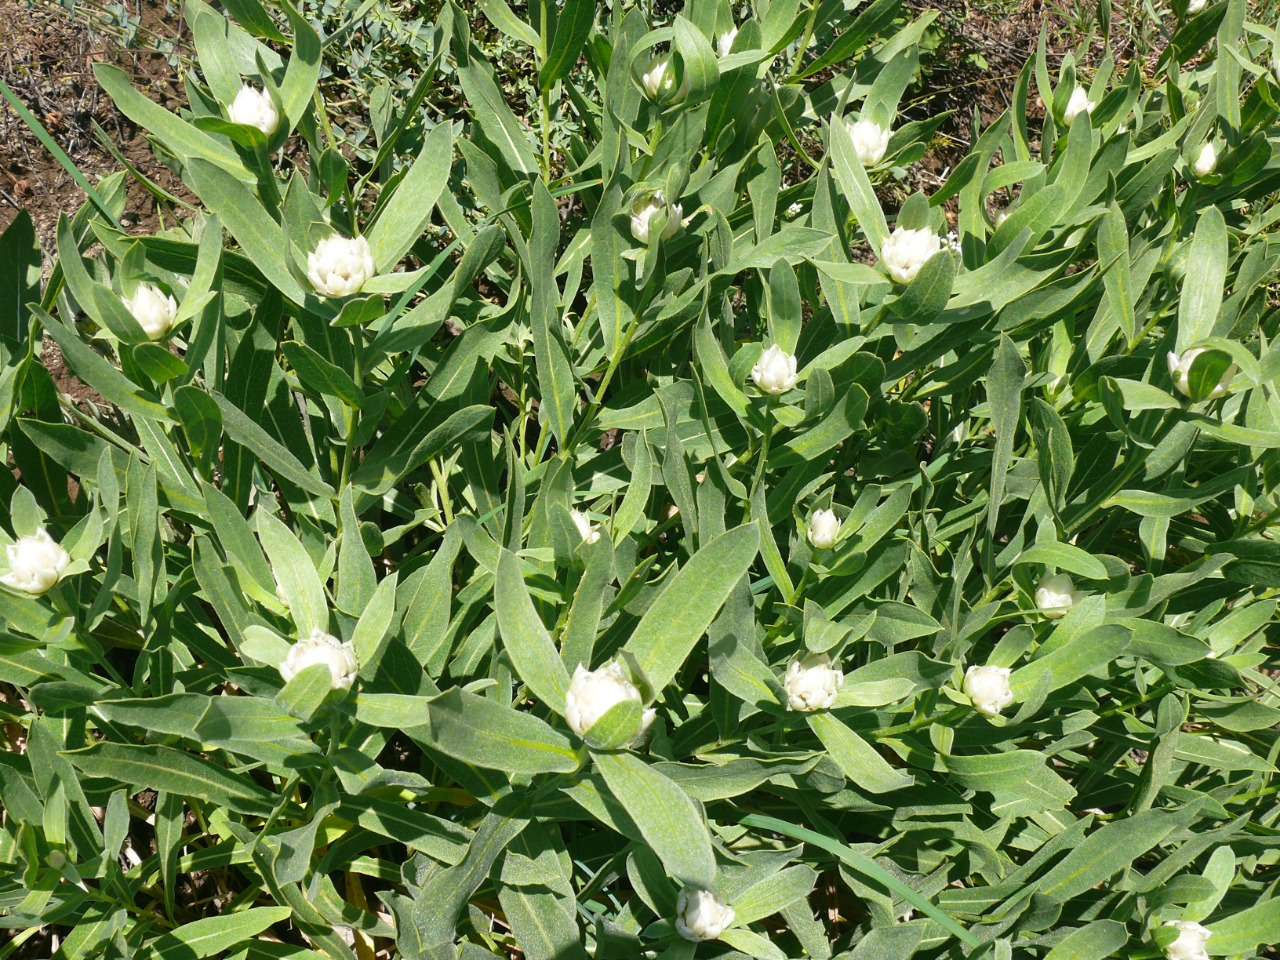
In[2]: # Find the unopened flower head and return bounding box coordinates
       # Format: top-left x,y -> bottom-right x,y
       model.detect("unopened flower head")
630,192 -> 682,246
963,665 -> 1015,716
715,26 -> 738,57
1063,86 -> 1095,123
1035,573 -> 1080,619
786,201 -> 803,219
675,887 -> 735,942
641,55 -> 687,102
808,508 -> 841,550
1186,0 -> 1207,13
122,282 -> 178,341
280,629 -> 358,691
227,83 -> 279,136
846,117 -> 890,167
565,661 -> 655,739
308,234 -> 375,298
1163,921 -> 1210,960
751,344 -> 798,395
1,528 -> 70,595
784,653 -> 844,712
880,226 -> 943,285
1191,142 -> 1217,178
570,508 -> 601,545
1167,348 -> 1235,399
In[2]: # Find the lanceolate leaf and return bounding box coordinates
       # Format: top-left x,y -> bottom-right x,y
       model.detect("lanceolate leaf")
495,548 -> 571,713
423,688 -> 581,775
596,751 -> 716,888
623,524 -> 760,693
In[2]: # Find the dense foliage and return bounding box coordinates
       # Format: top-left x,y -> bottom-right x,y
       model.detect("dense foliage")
2,1 -> 1280,959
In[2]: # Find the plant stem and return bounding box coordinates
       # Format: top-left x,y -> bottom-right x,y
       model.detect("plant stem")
541,86 -> 553,179
561,317 -> 640,457
749,397 -> 778,502
338,339 -> 363,492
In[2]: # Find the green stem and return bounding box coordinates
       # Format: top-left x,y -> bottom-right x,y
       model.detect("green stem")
871,705 -> 967,739
768,79 -> 819,171
749,397 -> 778,502
430,458 -> 455,524
540,86 -> 554,179
790,562 -> 815,607
338,336 -> 364,491
1097,680 -> 1175,720
787,3 -> 820,80
561,318 -> 641,457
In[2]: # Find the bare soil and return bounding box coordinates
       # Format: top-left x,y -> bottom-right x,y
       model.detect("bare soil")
0,0 -> 192,417
0,0 -> 191,241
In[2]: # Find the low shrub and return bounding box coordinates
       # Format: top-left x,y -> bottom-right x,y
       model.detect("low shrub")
1,1 -> 1279,959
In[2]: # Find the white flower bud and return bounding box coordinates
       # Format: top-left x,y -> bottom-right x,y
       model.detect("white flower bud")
963,665 -> 1015,716
786,201 -> 803,219
307,234 -> 376,298
1186,0 -> 1207,13
1034,573 -> 1080,619
1167,349 -> 1235,399
565,661 -> 655,738
807,509 -> 841,550
784,654 -> 844,712
846,117 -> 890,167
570,508 -> 601,545
751,344 -> 798,395
641,55 -> 687,102
122,282 -> 178,341
1191,142 -> 1217,178
279,629 -> 358,691
1063,86 -> 1095,123
880,226 -> 943,285
227,84 -> 279,136
715,27 -> 738,58
1163,921 -> 1211,960
2,528 -> 70,595
676,887 -> 735,942
630,192 -> 682,246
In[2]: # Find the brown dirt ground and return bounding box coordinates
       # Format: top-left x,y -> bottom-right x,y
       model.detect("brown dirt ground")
0,0 -> 191,415
0,0 -> 189,242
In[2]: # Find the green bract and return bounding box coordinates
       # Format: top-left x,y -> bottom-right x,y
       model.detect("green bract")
1,0 -> 1279,958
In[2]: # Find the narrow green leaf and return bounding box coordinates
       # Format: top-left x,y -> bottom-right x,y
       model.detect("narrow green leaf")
623,524 -> 760,693
62,743 -> 277,816
808,712 -> 913,794
1098,204 -> 1135,347
595,751 -> 715,888
540,0 -> 595,90
139,908 -> 292,960
529,181 -> 576,446
214,392 -> 336,499
1175,205 -> 1226,352
367,122 -> 453,271
424,688 -> 581,775
495,548 -> 571,714
986,334 -> 1026,535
